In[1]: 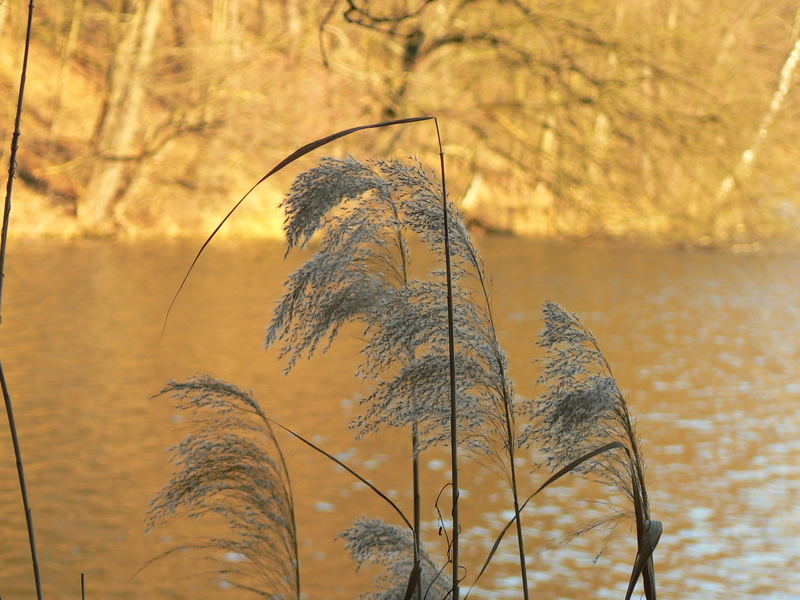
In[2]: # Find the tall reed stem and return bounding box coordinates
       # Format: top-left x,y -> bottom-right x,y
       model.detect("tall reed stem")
391,200 -> 423,600
471,261 -> 530,599
412,422 -> 422,600
1,0 -> 35,300
1,2 -> 43,600
503,402 -> 530,599
434,118 -> 460,599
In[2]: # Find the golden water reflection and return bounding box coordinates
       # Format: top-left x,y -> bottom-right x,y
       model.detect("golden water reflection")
0,238 -> 798,599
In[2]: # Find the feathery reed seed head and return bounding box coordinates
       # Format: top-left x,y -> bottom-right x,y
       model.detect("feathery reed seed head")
268,157 -> 516,457
340,517 -> 451,600
148,376 -> 299,599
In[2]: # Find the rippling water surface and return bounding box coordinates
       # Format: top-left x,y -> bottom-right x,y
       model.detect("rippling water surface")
0,238 -> 798,599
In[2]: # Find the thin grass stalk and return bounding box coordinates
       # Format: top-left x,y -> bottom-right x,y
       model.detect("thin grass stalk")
502,403 -> 529,599
1,362 -> 43,600
598,348 -> 657,599
622,401 -> 657,600
467,246 -> 530,598
456,220 -> 530,596
474,306 -> 530,597
487,322 -> 529,596
0,3 -> 43,600
1,0 -> 35,309
434,118 -> 460,599
390,199 -> 423,600
272,417 -> 301,597
412,422 -> 422,600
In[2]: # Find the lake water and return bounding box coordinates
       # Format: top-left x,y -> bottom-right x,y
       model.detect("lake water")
0,238 -> 798,599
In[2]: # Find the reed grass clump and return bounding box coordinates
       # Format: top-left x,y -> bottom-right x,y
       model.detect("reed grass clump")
151,118 -> 659,599
265,155 -> 532,597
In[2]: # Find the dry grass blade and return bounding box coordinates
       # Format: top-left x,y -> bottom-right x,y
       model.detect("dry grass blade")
465,441 -> 625,597
266,414 -> 413,531
160,116 -> 433,337
402,561 -> 422,600
625,520 -> 661,600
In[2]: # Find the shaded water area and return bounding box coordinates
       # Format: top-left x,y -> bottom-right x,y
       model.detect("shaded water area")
1,238 -> 798,599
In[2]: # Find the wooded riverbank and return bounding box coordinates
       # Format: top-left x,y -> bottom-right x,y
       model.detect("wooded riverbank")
2,1 -> 800,246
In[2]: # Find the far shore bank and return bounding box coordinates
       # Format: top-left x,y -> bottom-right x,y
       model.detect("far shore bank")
7,185 -> 798,256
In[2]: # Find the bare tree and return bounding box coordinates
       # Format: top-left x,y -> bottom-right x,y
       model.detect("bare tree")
79,0 -> 165,234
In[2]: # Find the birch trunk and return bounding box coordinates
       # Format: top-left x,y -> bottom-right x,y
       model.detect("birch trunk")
715,10 -> 800,206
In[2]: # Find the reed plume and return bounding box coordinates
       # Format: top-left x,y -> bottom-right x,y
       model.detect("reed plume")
267,157 -> 503,446
147,376 -> 299,599
523,300 -> 660,599
267,156 -> 531,597
154,124 -> 659,599
340,517 -> 452,600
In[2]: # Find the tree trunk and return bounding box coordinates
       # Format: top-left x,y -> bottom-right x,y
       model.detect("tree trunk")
78,0 -> 164,235
0,0 -> 9,44
170,0 -> 190,47
48,0 -> 85,141
714,11 -> 800,209
283,0 -> 302,60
